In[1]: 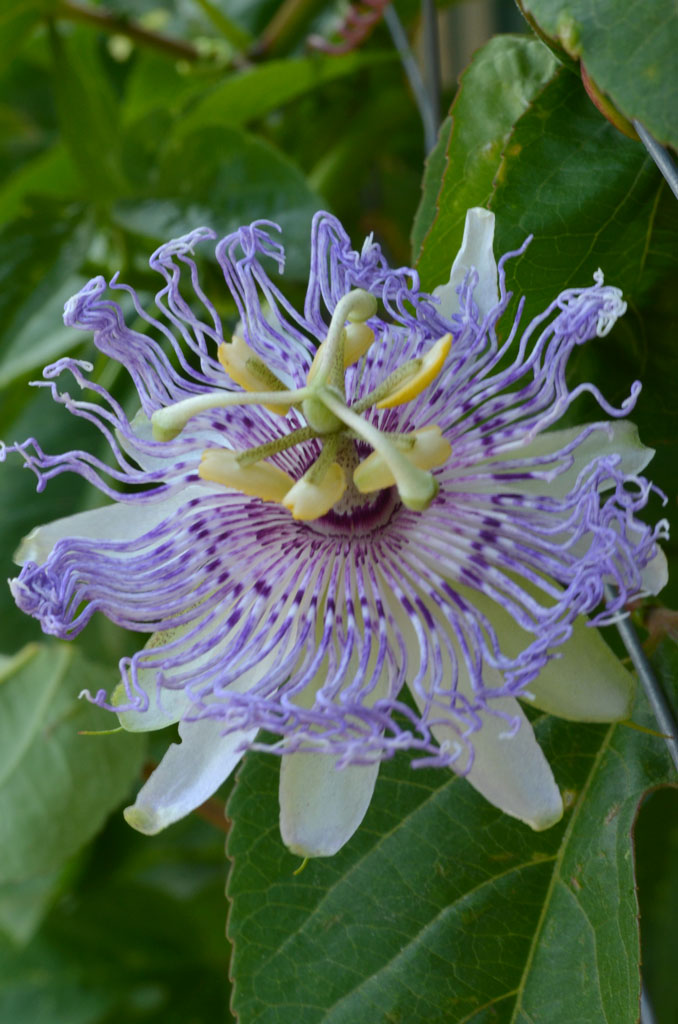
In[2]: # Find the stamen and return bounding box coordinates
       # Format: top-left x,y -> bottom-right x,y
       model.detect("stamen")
344,321 -> 375,366
282,436 -> 347,520
302,392 -> 344,434
309,289 -> 377,388
307,322 -> 375,383
198,448 -> 294,502
151,385 -> 312,441
317,388 -> 438,511
236,426 -> 315,467
376,333 -> 451,408
353,426 -> 452,492
218,337 -> 289,415
283,462 -> 346,520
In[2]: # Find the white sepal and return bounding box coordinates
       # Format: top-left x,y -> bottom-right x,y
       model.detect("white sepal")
433,208 -> 499,321
124,717 -> 255,835
279,752 -> 380,857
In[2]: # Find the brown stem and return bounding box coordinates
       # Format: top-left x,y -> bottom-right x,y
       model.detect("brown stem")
254,0 -> 323,57
55,0 -> 202,61
193,796 -> 232,833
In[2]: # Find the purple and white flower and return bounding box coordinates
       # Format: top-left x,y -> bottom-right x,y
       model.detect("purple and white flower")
2,208 -> 667,857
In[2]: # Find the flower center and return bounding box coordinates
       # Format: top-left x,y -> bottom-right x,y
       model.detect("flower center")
150,289 -> 452,521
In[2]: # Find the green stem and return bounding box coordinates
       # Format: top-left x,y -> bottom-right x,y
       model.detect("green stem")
237,426 -> 315,466
191,0 -> 252,50
318,388 -> 436,510
55,0 -> 202,61
152,386 -> 313,441
313,289 -> 377,390
304,434 -> 341,485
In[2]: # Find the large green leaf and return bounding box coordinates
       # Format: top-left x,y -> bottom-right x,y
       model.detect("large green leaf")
0,145 -> 80,226
517,0 -> 677,148
415,55 -> 671,310
114,125 -> 323,279
0,644 -> 145,884
0,1 -> 42,64
412,34 -> 557,272
227,689 -> 674,1023
48,26 -> 127,198
0,869 -> 65,947
633,640 -> 678,1023
489,70 -> 673,322
0,810 -> 234,1023
176,52 -> 389,134
0,207 -> 92,392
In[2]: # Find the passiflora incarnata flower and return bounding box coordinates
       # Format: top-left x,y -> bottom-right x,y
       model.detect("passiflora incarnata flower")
2,209 -> 667,857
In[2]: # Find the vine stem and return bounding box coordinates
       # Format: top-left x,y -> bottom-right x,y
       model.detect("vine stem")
633,119 -> 678,201
55,0 -> 202,61
606,586 -> 678,774
383,4 -> 438,153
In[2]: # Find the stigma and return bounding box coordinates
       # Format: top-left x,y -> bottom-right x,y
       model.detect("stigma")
153,289 -> 453,521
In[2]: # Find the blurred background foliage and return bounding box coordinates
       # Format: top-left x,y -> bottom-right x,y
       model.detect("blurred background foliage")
0,1 -> 676,1021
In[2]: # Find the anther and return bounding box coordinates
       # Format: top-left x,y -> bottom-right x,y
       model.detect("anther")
376,334 -> 451,408
198,449 -> 294,502
353,426 -> 452,492
218,337 -> 289,415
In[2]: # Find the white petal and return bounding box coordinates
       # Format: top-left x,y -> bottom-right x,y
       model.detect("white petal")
279,753 -> 380,857
457,698 -> 563,830
446,421 -> 654,498
454,581 -> 635,723
14,484 -> 210,566
433,208 -> 498,320
523,617 -> 634,722
641,546 -> 668,596
116,408 -> 176,472
115,606 -> 289,733
123,717 -> 256,835
381,577 -> 562,830
502,421 -> 652,495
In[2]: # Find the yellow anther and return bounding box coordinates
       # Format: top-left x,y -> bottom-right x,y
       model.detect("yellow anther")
344,321 -> 375,366
306,345 -> 324,385
306,323 -> 375,385
282,462 -> 347,521
218,338 -> 289,415
376,333 -> 451,409
199,448 -> 294,503
353,425 -> 451,493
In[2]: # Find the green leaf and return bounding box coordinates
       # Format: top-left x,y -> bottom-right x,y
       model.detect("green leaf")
176,52 -> 389,134
0,207 -> 92,391
227,690 -> 674,1023
0,935 -> 115,1024
0,1 -> 42,64
48,26 -> 127,197
0,810 -> 235,1023
114,125 -> 323,279
191,0 -> 253,49
490,70 -> 672,322
517,0 -> 677,148
0,869 -> 64,947
635,787 -> 678,1024
121,54 -> 219,126
412,35 -> 557,274
633,639 -> 678,1023
0,144 -> 80,225
0,643 -> 145,884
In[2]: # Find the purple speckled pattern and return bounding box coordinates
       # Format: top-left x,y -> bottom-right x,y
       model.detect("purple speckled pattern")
1,213 -> 667,769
